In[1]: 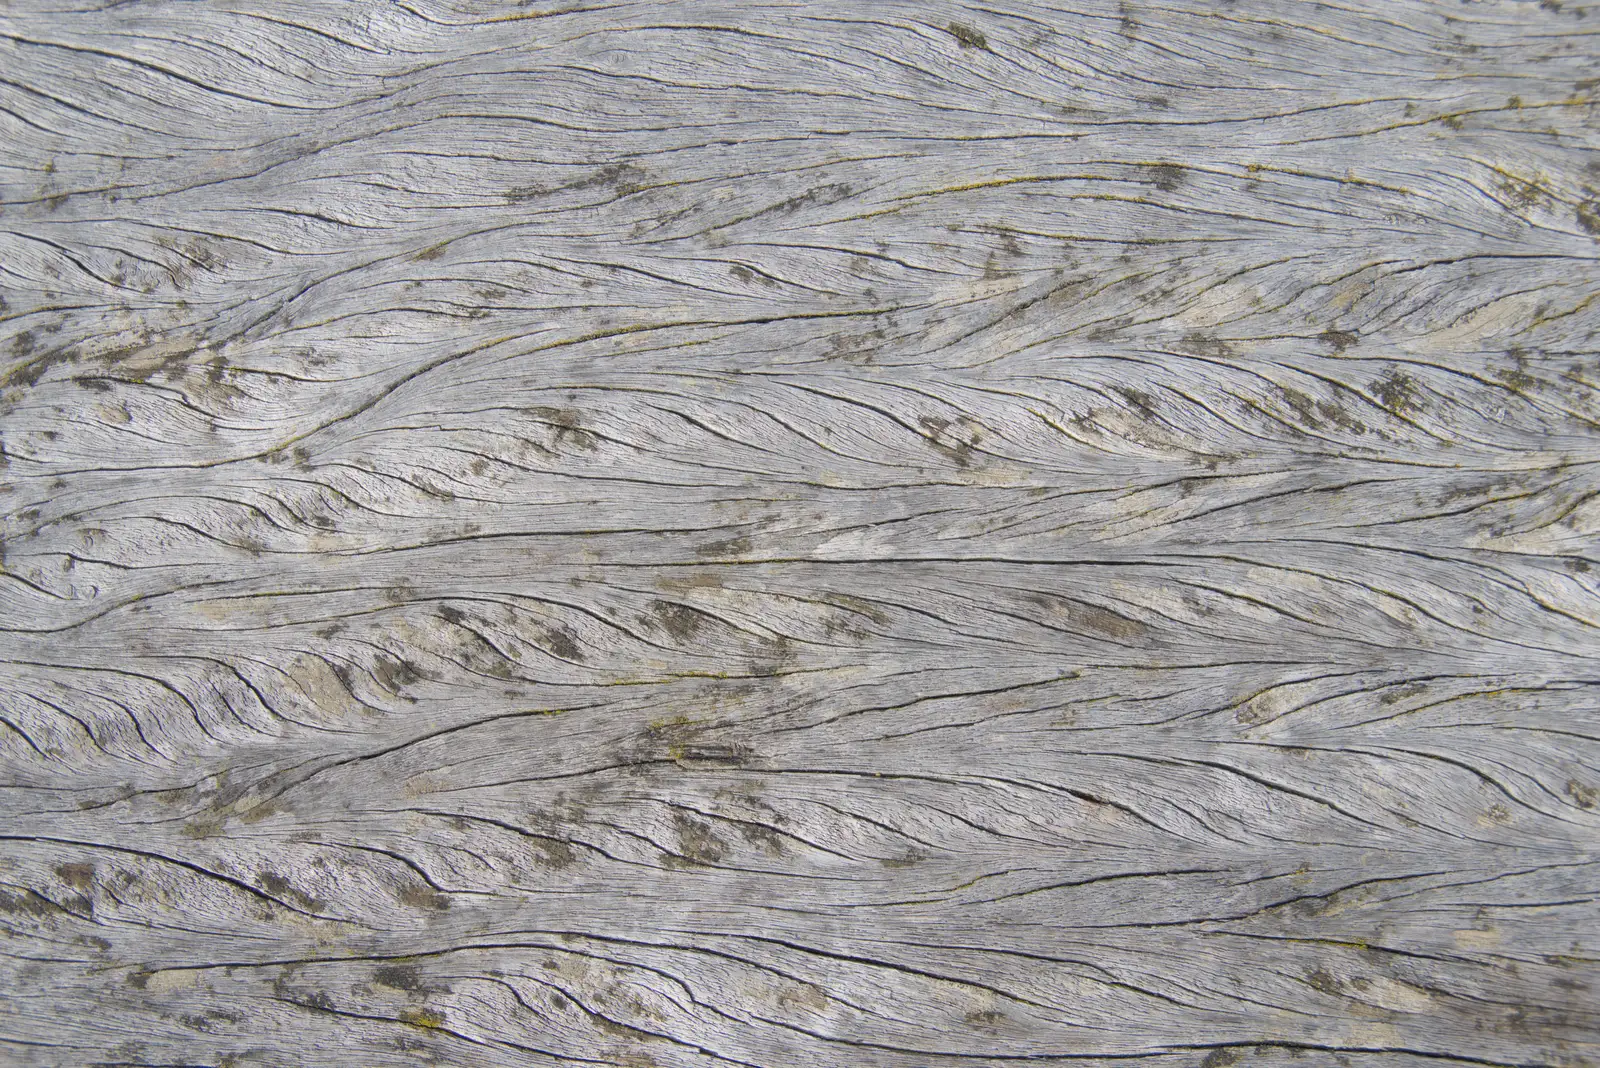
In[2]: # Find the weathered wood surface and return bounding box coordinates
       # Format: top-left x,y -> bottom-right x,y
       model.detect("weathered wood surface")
1,0 -> 1598,1064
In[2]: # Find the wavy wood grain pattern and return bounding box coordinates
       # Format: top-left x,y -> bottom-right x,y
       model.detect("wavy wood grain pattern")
1,0 -> 1598,1064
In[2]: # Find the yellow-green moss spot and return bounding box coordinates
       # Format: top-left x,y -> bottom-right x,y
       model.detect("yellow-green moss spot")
1496,170 -> 1553,210
396,885 -> 451,912
1373,368 -> 1422,415
946,22 -> 989,51
1576,190 -> 1600,235
181,816 -> 222,839
399,1007 -> 445,1029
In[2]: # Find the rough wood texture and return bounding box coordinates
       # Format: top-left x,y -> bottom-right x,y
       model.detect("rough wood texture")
1,0 -> 1598,1065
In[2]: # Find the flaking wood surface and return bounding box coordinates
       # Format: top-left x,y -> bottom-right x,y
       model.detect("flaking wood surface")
1,0 -> 1598,1065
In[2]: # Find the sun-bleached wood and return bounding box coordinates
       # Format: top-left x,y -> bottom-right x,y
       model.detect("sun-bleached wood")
1,0 -> 1597,1065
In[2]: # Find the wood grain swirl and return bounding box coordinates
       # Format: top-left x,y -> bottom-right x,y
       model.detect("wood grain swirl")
1,0 -> 1597,1065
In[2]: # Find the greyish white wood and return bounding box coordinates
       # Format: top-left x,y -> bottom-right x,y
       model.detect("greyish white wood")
0,0 -> 1597,1064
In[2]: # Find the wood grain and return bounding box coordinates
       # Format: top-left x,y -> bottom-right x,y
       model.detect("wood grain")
1,0 -> 1598,1065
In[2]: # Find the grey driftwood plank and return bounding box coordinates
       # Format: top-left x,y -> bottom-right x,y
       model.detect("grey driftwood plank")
0,0 -> 1597,1065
